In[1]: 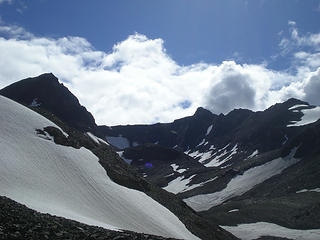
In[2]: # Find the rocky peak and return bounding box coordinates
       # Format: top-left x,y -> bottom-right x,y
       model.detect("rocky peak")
0,73 -> 96,131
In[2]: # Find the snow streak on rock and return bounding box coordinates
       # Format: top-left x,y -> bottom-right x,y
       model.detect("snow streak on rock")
184,148 -> 299,211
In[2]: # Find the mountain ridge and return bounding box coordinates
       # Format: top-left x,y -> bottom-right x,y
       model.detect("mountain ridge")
0,74 -> 237,240
1,73 -> 320,240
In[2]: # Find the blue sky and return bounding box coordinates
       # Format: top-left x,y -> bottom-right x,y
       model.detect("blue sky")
0,0 -> 320,125
2,0 -> 319,67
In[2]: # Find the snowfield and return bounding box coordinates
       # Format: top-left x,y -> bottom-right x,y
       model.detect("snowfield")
184,148 -> 299,211
221,222 -> 320,240
0,96 -> 199,240
288,106 -> 320,127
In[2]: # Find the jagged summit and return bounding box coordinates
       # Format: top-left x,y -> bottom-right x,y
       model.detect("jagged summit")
194,106 -> 214,117
0,73 -> 96,131
285,97 -> 309,106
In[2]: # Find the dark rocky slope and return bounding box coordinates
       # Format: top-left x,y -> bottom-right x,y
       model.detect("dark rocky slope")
201,120 -> 320,229
122,144 -> 205,187
0,73 -> 96,131
0,196 -> 179,240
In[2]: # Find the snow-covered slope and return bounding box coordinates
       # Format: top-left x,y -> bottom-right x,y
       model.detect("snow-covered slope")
287,105 -> 320,127
221,222 -> 320,240
0,96 -> 199,240
184,148 -> 299,211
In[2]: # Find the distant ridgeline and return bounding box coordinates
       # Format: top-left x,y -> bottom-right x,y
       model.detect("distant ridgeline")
1,73 -> 320,240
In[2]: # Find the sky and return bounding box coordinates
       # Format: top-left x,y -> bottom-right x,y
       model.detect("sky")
0,0 -> 320,125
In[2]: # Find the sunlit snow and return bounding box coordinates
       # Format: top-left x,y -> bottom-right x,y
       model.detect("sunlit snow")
221,222 -> 320,240
164,175 -> 218,194
288,104 -> 309,110
170,164 -> 187,173
184,148 -> 299,211
247,150 -> 259,159
87,132 -> 109,145
206,124 -> 213,135
196,139 -> 205,147
228,209 -> 239,213
204,144 -> 237,167
296,188 -> 320,193
163,175 -> 196,194
0,96 -> 199,240
288,106 -> 320,127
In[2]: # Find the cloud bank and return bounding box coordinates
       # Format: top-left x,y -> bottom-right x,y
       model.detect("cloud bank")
0,21 -> 319,125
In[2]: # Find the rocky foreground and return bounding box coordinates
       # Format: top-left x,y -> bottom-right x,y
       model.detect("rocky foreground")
0,196 -> 179,240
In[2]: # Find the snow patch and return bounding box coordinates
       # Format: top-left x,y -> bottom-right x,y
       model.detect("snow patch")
204,144 -> 237,167
165,173 -> 175,177
209,145 -> 215,150
247,150 -> 259,159
288,104 -> 309,110
221,222 -> 320,240
184,148 -> 299,211
185,177 -> 219,191
116,151 -> 132,164
296,188 -> 320,193
87,132 -> 109,145
206,125 -> 213,135
228,209 -> 239,213
187,149 -> 214,165
170,164 -> 187,174
163,175 -> 196,194
188,150 -> 200,158
29,98 -> 41,107
288,106 -> 320,127
198,151 -> 213,163
196,139 -> 205,147
222,144 -> 238,162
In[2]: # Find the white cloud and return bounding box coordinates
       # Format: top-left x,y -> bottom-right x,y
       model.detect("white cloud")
304,68 -> 320,105
280,21 -> 320,56
288,20 -> 296,26
0,0 -> 12,4
0,23 -> 319,125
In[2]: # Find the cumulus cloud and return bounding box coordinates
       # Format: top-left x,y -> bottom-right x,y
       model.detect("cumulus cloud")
205,62 -> 256,113
304,68 -> 320,105
0,22 -> 319,125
